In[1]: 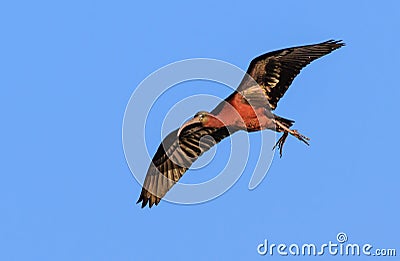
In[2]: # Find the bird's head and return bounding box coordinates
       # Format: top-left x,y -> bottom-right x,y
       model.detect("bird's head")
177,111 -> 221,137
193,111 -> 212,124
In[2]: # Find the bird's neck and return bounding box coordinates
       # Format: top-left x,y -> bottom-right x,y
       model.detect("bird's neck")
203,114 -> 226,128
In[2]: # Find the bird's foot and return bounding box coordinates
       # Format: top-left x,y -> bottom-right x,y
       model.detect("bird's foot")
273,132 -> 288,158
273,120 -> 310,146
291,129 -> 310,146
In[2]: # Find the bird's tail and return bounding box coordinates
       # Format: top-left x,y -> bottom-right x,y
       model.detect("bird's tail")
273,114 -> 295,130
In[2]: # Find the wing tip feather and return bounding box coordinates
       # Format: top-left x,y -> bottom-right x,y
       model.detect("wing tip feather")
324,39 -> 346,48
137,189 -> 161,208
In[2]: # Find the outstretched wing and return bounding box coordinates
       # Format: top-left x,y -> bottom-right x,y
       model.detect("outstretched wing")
137,126 -> 233,208
238,40 -> 345,110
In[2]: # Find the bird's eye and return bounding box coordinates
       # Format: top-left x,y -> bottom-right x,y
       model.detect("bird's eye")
197,114 -> 207,122
195,111 -> 208,122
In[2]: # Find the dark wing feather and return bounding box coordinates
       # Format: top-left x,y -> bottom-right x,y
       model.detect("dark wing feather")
238,40 -> 345,110
137,126 -> 233,208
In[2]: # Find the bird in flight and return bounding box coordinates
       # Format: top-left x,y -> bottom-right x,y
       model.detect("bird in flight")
137,40 -> 344,208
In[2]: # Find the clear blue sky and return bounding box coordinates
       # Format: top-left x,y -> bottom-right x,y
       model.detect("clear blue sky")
1,1 -> 399,260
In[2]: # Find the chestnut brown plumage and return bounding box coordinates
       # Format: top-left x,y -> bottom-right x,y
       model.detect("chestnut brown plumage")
137,40 -> 344,208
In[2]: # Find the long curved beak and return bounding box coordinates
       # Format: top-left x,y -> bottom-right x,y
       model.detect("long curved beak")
177,117 -> 201,137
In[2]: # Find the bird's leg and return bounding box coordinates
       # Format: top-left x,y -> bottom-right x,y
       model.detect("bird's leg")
273,131 -> 288,158
273,119 -> 310,146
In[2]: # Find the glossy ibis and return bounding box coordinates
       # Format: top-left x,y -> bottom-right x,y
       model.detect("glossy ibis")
137,40 -> 344,208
